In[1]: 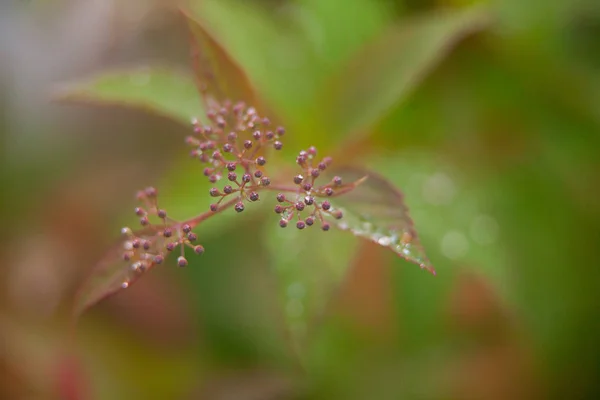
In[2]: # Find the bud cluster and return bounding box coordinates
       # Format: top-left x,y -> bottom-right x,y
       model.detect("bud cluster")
187,101 -> 284,212
115,102 -> 366,284
274,147 -> 346,230
120,186 -> 205,283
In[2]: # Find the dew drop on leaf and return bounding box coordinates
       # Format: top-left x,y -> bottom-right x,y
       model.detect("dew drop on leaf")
323,167 -> 435,274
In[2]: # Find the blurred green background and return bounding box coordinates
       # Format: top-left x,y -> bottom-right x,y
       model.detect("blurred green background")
1,0 -> 599,399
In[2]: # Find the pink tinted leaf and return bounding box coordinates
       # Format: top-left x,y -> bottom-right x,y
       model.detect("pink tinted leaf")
180,7 -> 259,107
326,167 -> 435,274
72,230 -> 166,318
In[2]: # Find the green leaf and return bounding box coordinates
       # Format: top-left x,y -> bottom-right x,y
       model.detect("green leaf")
264,219 -> 358,355
319,6 -> 492,139
55,67 -> 204,126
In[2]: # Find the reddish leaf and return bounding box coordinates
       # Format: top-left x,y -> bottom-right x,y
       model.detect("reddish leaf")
180,7 -> 259,107
325,167 -> 435,274
72,229 -> 167,318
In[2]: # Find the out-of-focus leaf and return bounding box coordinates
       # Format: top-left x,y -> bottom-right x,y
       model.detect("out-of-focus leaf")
72,230 -> 167,318
325,167 -> 435,274
320,6 -> 492,139
55,67 -> 204,126
180,7 -> 259,108
264,219 -> 358,354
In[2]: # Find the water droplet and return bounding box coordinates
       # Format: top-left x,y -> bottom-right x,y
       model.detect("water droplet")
422,172 -> 456,205
286,299 -> 304,318
287,282 -> 306,299
440,231 -> 469,260
470,215 -> 499,245
378,236 -> 392,246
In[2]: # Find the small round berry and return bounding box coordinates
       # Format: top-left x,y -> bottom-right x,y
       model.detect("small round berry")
134,207 -> 145,216
294,175 -> 304,184
242,173 -> 252,183
244,140 -> 253,149
254,170 -> 263,178
333,210 -> 343,219
227,132 -> 237,141
253,131 -> 261,140
296,155 -> 307,165
212,151 -> 222,160
228,172 -> 237,182
318,162 -> 327,171
132,239 -> 140,249
207,110 -> 216,120
123,251 -> 133,261
223,185 -> 233,194
203,167 -> 212,176
276,193 -> 286,202
143,240 -> 151,250
325,187 -> 334,196
194,245 -> 205,255
274,205 -> 284,214
209,175 -> 218,183
322,201 -> 331,210
261,177 -> 271,186
304,196 -> 314,205
249,192 -> 259,202
206,141 -> 215,150
295,202 -> 305,211
276,126 -> 285,136
303,183 -> 312,191
223,143 -> 233,152
145,187 -> 158,197
140,216 -> 149,226
177,256 -> 188,267
226,162 -> 237,171
306,216 -> 314,226
274,141 -> 283,150
163,228 -> 172,238
322,223 -> 331,231
187,232 -> 197,241
209,188 -> 220,197
296,221 -> 306,230
210,203 -> 218,212
182,224 -> 192,234
157,209 -> 167,218
311,169 -> 320,178
308,146 -> 317,155
279,220 -> 288,228
256,156 -> 266,166
166,242 -> 176,252
333,176 -> 342,186
154,255 -> 164,264
262,117 -> 270,126
235,202 -> 245,213
265,131 -> 274,140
